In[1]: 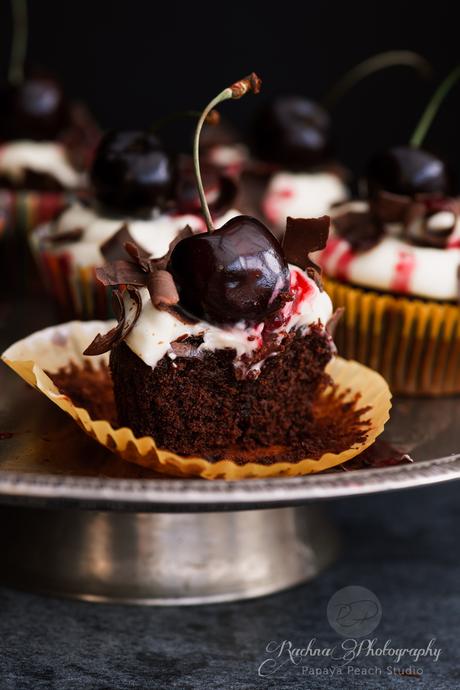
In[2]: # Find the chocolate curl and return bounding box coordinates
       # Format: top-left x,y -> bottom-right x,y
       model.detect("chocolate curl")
369,190 -> 412,223
124,241 -> 152,271
333,208 -> 384,251
282,216 -> 330,274
83,288 -> 142,356
95,260 -> 146,287
44,227 -> 84,245
100,224 -> 148,263
146,269 -> 179,310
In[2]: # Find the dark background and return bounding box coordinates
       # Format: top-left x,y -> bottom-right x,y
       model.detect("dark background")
0,0 -> 458,180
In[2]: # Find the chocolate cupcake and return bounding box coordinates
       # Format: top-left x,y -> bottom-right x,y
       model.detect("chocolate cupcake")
84,213 -> 335,456
31,130 -> 240,319
3,75 -> 392,479
319,144 -> 460,395
0,72 -> 99,229
82,75 -> 365,461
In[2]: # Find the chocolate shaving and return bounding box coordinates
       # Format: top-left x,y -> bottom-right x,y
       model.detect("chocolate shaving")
146,270 -> 179,310
334,208 -> 384,251
95,260 -> 146,287
100,224 -> 147,263
83,288 -> 142,356
44,227 -> 84,245
369,190 -> 410,223
334,190 -> 460,252
282,216 -> 330,289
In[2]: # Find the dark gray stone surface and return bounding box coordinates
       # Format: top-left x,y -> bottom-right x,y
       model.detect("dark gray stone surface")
1,481 -> 459,689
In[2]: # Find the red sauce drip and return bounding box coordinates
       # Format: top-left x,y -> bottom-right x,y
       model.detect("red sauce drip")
390,250 -> 416,293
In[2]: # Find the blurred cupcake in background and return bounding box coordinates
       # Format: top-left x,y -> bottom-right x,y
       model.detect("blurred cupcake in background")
251,94 -> 349,230
250,51 -> 432,234
0,0 -> 100,287
318,66 -> 460,395
31,130 -> 240,319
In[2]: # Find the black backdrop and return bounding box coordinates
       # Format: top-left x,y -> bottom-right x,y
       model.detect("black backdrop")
0,0 -> 458,180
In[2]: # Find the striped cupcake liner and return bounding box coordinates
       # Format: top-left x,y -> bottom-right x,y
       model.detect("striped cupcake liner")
0,190 -> 74,292
32,248 -> 115,320
324,277 -> 460,396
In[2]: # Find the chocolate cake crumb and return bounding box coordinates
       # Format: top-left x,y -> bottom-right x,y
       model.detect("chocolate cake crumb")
47,361 -> 116,425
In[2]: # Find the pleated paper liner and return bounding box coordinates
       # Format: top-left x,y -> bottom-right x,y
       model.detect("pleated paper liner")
0,189 -> 74,293
324,277 -> 460,396
2,321 -> 391,480
30,224 -> 115,320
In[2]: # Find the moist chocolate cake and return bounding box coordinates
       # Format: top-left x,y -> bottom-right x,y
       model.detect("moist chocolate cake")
110,326 -> 333,454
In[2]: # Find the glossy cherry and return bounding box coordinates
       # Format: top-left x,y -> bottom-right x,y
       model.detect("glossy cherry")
90,130 -> 177,213
169,74 -> 290,324
0,74 -> 69,141
169,215 -> 290,324
366,146 -> 451,197
251,95 -> 333,169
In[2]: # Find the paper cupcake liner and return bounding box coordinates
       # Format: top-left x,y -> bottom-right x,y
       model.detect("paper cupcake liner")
2,321 -> 392,480
0,188 -> 73,236
0,189 -> 75,292
324,277 -> 460,396
29,225 -> 114,320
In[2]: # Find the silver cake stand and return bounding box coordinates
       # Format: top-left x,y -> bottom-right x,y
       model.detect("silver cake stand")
1,298 -> 460,605
1,360 -> 460,605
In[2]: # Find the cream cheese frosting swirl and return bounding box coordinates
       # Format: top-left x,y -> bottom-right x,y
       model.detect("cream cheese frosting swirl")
319,199 -> 460,301
262,171 -> 348,230
125,264 -> 333,374
0,141 -> 83,189
35,200 -> 241,267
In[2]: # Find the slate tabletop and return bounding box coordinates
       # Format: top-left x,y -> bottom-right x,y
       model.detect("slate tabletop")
1,479 -> 459,690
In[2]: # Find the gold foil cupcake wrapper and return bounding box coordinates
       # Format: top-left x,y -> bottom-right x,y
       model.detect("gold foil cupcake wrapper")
2,321 -> 392,480
324,277 -> 460,396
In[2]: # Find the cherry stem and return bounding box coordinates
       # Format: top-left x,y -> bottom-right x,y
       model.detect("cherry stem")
150,109 -> 219,133
323,51 -> 432,110
9,0 -> 28,86
410,65 -> 460,148
193,73 -> 261,232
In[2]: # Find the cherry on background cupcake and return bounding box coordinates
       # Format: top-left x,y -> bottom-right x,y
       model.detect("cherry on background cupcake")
251,51 -> 433,231
317,65 -> 460,395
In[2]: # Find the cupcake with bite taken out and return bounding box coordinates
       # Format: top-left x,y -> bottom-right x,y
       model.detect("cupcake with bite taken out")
81,74 -> 375,464
2,74 -> 392,480
31,129 -> 241,319
0,1 -> 99,288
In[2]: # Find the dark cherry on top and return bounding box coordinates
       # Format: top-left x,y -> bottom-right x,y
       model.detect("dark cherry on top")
169,215 -> 291,325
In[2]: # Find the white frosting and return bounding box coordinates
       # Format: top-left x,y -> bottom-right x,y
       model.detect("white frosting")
206,144 -> 249,175
0,141 -> 83,189
125,265 -> 333,374
262,171 -> 349,229
318,201 -> 460,301
37,201 -> 241,267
